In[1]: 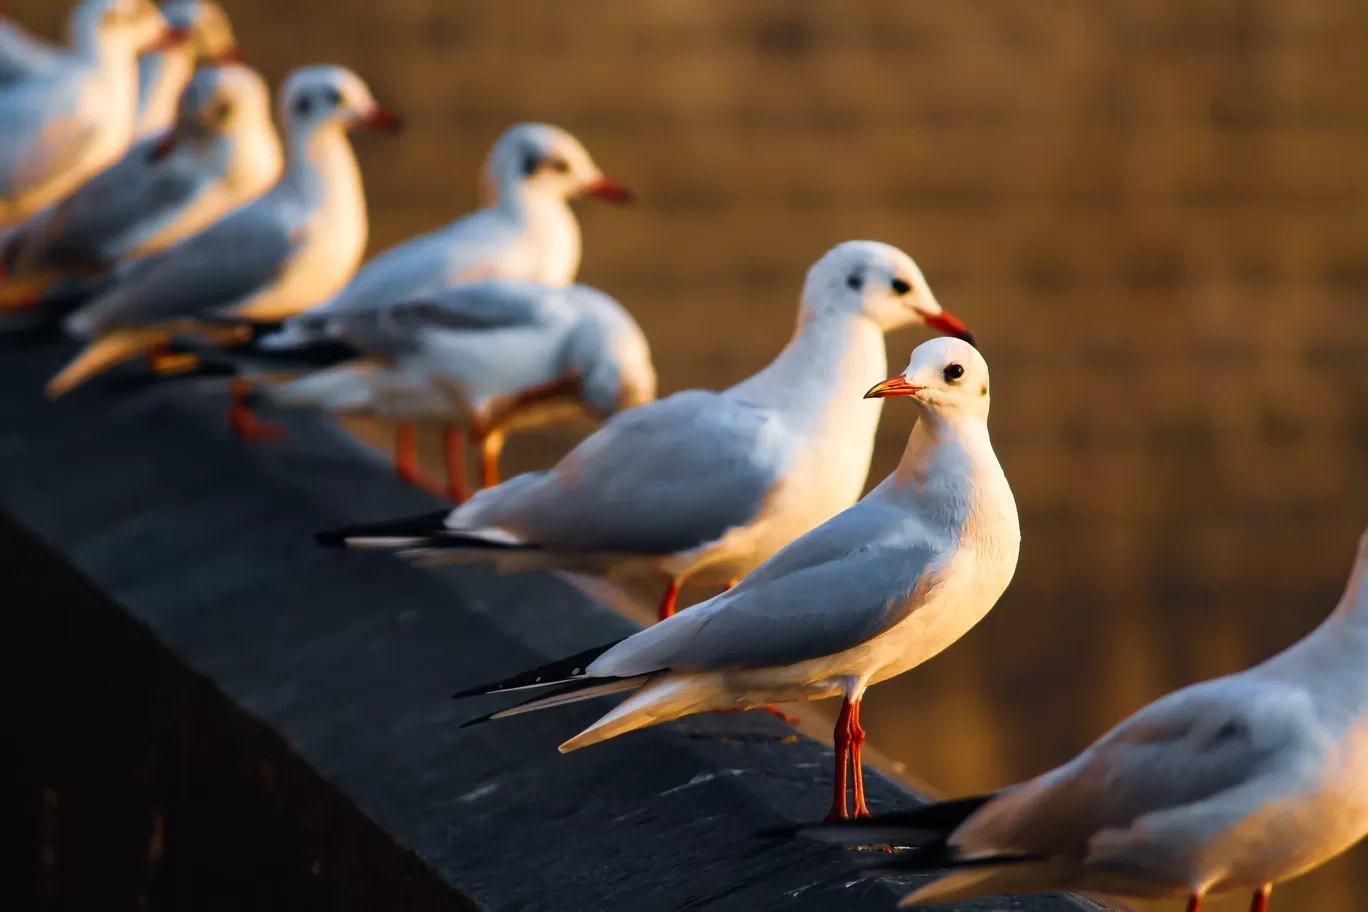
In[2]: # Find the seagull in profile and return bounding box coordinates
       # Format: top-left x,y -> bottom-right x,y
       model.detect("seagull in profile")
773,530 -> 1368,912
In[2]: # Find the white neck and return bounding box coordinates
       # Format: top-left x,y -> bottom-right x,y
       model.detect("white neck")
277,122 -> 365,227
134,48 -> 195,138
492,183 -> 582,284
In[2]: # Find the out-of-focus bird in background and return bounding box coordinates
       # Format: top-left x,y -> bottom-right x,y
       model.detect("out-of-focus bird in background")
0,0 -> 184,229
45,64 -> 401,440
176,278 -> 657,502
421,335 -> 1015,822
132,0 -> 240,140
0,62 -> 281,320
317,241 -> 978,623
251,122 -> 635,494
775,530 -> 1368,912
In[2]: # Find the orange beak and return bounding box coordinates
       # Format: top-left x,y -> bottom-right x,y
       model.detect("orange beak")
355,107 -> 405,135
864,376 -> 924,399
148,25 -> 191,52
921,309 -> 976,347
580,176 -> 634,204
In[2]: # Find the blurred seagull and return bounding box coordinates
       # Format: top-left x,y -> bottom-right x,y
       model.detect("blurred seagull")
0,0 -> 184,228
263,122 -> 633,492
46,64 -> 400,437
0,63 -> 281,314
196,278 -> 657,502
775,531 -> 1368,912
132,0 -> 241,140
429,336 -> 1016,823
318,241 -> 979,624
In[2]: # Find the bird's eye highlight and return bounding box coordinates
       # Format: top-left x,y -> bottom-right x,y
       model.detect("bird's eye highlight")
943,363 -> 965,383
890,277 -> 912,296
846,274 -> 863,290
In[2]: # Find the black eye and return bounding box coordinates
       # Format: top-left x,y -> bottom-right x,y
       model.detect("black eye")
545,155 -> 571,174
292,95 -> 312,118
324,87 -> 342,107
890,277 -> 912,296
943,363 -> 965,383
846,273 -> 863,290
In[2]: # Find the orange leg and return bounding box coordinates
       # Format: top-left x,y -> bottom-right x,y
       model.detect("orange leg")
824,698 -> 855,821
442,427 -> 470,504
479,429 -> 505,490
850,698 -> 869,817
657,579 -> 681,622
1186,896 -> 1203,912
228,378 -> 284,442
394,423 -> 443,495
1248,886 -> 1271,912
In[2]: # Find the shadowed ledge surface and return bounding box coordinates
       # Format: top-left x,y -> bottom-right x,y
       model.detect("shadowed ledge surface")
3,340 -> 1110,911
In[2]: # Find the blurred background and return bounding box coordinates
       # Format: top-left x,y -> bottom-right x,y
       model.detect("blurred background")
13,0 -> 1368,908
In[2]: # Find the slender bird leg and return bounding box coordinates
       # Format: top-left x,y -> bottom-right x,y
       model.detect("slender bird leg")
657,579 -> 681,622
393,423 -> 443,495
1248,886 -> 1271,912
479,429 -> 506,490
824,699 -> 855,821
1186,895 -> 1203,912
850,698 -> 870,817
442,427 -> 470,504
228,378 -> 284,442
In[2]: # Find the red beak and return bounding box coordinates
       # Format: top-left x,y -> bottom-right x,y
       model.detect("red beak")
580,176 -> 634,204
864,376 -> 925,399
355,107 -> 405,135
921,309 -> 977,347
150,128 -> 180,161
148,25 -> 191,52
214,46 -> 245,64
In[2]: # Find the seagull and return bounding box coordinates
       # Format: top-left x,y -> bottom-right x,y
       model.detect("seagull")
0,0 -> 184,229
774,530 -> 1368,912
45,64 -> 399,439
132,0 -> 241,140
422,335 -> 1015,824
317,241 -> 980,623
192,278 -> 657,502
0,63 -> 281,314
257,121 -> 633,494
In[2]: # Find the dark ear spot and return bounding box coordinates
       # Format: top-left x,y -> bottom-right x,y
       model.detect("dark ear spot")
521,146 -> 541,177
846,273 -> 863,290
292,95 -> 312,118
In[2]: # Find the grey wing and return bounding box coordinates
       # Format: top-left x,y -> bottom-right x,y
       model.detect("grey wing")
72,207 -> 294,332
590,513 -> 940,676
27,139 -> 199,266
297,277 -> 561,356
950,679 -> 1321,861
459,390 -> 790,555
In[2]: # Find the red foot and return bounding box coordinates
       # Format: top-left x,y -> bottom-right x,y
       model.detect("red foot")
229,405 -> 285,442
657,579 -> 681,622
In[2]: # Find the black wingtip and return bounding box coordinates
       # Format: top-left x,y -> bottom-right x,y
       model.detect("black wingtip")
450,640 -> 625,700
315,509 -> 455,549
458,708 -> 501,728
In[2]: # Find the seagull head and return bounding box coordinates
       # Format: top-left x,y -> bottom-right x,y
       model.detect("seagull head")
83,0 -> 184,54
153,64 -> 271,160
865,337 -> 991,421
163,0 -> 242,65
484,123 -> 634,207
801,241 -> 975,344
280,66 -> 404,138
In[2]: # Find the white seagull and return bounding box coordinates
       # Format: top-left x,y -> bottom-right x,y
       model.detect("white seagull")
46,64 -> 399,438
132,0 -> 241,140
421,335 -> 1016,823
778,530 -> 1368,912
0,0 -> 183,228
318,242 -> 979,621
0,63 -> 281,312
265,121 -> 633,492
200,278 -> 658,502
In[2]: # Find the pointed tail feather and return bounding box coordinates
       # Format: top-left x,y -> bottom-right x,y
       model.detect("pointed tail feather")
460,677 -> 645,727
